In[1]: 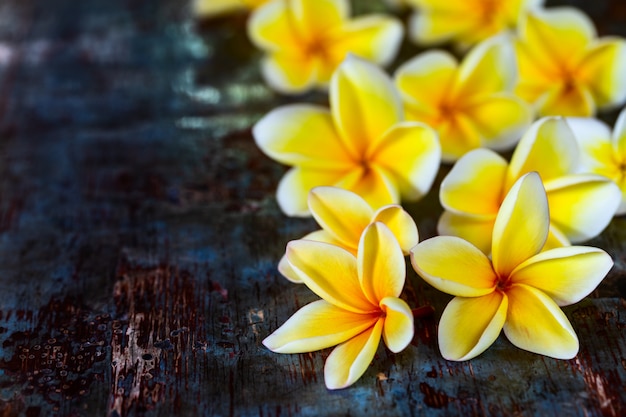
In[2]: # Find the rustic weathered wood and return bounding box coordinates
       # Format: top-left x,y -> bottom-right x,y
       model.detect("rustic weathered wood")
0,1 -> 625,416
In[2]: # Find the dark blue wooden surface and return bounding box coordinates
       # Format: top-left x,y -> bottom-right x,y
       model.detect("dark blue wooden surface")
0,0 -> 625,416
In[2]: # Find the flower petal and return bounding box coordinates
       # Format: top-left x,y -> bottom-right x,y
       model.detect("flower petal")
508,117 -> 580,186
308,186 -> 373,250
276,167 -> 348,217
545,174 -> 621,242
410,236 -> 497,297
438,292 -> 507,361
253,105 -> 351,169
330,15 -> 404,67
380,296 -> 414,353
437,212 -> 495,254
289,0 -> 348,43
510,246 -> 613,306
330,56 -> 403,157
440,148 -> 508,218
520,8 -> 595,74
278,230 -> 341,283
263,300 -> 378,353
437,112 -> 484,162
247,0 -> 300,52
565,116 -> 613,174
492,172 -> 549,278
614,107 -> 626,157
536,83 -> 596,117
260,53 -> 318,94
369,122 -> 441,201
577,39 -> 626,109
464,94 -> 532,151
324,318 -> 383,389
334,164 -> 399,209
394,50 -> 458,120
454,35 -> 517,98
194,0 -> 244,17
286,240 -> 375,312
408,6 -> 476,45
372,205 -> 419,255
503,284 -> 579,359
358,223 -> 406,304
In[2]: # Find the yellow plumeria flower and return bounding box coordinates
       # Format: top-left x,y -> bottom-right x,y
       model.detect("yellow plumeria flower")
515,7 -> 626,117
568,108 -> 626,215
193,0 -> 268,17
412,172 -> 613,361
264,222 -> 414,389
394,35 -> 531,162
406,0 -> 543,49
278,186 -> 419,282
253,56 -> 441,216
247,0 -> 403,94
438,117 -> 621,254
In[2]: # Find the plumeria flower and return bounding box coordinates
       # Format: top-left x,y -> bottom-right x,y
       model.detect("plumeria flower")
438,117 -> 621,254
406,0 -> 543,49
253,56 -> 441,216
412,172 -> 613,361
264,222 -> 414,389
515,7 -> 626,117
568,108 -> 626,215
247,0 -> 403,94
394,35 -> 531,162
193,0 -> 268,18
278,186 -> 418,283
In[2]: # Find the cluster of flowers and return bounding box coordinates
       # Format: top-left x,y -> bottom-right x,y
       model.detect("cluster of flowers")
197,0 -> 626,389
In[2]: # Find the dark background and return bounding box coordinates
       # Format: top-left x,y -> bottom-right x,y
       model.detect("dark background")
0,0 -> 625,416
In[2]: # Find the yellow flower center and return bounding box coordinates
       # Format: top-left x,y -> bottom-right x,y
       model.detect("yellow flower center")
475,0 -> 502,25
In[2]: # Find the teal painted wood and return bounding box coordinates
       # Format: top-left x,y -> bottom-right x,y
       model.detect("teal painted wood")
0,0 -> 625,416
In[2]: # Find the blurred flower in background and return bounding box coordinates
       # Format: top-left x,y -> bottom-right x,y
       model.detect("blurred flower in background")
406,0 -> 543,49
193,0 -> 269,18
514,7 -> 626,117
394,35 -> 531,162
247,0 -> 403,94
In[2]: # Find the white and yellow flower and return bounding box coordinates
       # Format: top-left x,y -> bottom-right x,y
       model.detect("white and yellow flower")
568,107 -> 626,215
394,35 -> 531,162
412,172 -> 613,361
515,7 -> 626,117
406,0 -> 543,49
438,117 -> 621,253
247,0 -> 403,94
254,56 -> 441,216
264,222 -> 414,389
278,186 -> 418,282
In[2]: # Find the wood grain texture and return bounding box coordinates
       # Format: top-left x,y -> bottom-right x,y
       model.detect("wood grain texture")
0,0 -> 625,416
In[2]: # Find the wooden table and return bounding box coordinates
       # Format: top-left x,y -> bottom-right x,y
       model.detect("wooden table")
0,0 -> 625,416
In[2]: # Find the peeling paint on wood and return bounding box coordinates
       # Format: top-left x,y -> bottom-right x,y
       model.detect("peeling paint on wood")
1,0 -> 626,416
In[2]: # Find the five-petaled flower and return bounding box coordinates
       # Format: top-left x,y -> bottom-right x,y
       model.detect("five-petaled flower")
247,0 -> 403,94
253,56 -> 441,216
568,107 -> 626,215
264,222 -> 415,389
193,0 -> 268,18
406,0 -> 543,49
515,7 -> 626,117
438,117 -> 621,254
394,35 -> 531,162
411,172 -> 613,361
278,186 -> 418,283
